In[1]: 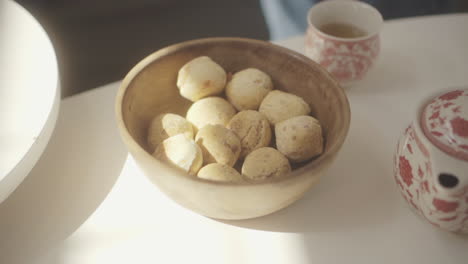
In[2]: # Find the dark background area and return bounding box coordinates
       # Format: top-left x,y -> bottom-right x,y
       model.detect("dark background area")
15,0 -> 269,96
13,0 -> 468,97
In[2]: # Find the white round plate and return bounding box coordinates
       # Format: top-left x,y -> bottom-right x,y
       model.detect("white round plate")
0,0 -> 60,203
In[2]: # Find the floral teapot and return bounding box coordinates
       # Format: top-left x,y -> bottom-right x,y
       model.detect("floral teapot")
394,89 -> 468,234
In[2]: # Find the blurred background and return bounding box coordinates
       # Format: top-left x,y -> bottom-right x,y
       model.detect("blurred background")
14,0 -> 468,97
15,0 -> 269,97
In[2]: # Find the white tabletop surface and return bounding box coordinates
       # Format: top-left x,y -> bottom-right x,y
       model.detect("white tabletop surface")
0,0 -> 59,202
2,14 -> 467,264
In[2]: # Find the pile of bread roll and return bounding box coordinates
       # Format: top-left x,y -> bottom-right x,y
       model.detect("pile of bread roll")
148,56 -> 323,183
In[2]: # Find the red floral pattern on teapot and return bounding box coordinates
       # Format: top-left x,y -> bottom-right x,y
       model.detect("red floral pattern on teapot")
421,90 -> 468,161
394,89 -> 468,234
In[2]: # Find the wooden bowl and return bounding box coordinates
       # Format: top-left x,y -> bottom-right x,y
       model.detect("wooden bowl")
115,38 -> 350,220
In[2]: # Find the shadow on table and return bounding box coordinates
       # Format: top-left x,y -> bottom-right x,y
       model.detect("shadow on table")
0,84 -> 128,263
221,108 -> 400,233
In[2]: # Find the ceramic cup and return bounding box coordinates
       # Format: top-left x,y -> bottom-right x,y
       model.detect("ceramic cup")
305,0 -> 383,85
394,89 -> 468,234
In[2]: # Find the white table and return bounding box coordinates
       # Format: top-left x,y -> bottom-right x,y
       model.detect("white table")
2,14 -> 468,264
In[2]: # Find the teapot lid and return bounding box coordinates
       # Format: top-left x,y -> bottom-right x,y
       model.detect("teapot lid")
421,89 -> 468,161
